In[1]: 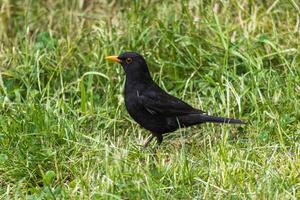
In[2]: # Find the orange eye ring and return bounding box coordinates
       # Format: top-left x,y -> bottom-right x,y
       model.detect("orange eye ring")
126,58 -> 132,64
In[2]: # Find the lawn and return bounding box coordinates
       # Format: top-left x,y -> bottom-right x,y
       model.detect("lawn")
0,0 -> 299,199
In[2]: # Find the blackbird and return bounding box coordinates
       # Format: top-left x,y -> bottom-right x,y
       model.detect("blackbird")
106,52 -> 245,147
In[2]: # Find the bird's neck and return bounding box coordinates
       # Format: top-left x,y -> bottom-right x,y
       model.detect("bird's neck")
125,71 -> 154,92
125,69 -> 153,85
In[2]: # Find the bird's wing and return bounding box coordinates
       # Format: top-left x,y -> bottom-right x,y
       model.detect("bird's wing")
138,86 -> 204,116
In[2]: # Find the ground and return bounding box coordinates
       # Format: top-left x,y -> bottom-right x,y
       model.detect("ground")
0,0 -> 299,199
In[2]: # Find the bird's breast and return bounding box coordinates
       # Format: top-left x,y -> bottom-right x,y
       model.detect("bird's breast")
124,90 -> 144,116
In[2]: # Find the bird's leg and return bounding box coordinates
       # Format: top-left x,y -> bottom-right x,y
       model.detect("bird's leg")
156,135 -> 163,146
150,135 -> 163,151
143,135 -> 155,148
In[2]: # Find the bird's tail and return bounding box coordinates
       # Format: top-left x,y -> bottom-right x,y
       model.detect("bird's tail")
199,114 -> 245,124
178,114 -> 245,127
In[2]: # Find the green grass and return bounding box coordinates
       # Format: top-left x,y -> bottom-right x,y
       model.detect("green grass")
0,0 -> 299,199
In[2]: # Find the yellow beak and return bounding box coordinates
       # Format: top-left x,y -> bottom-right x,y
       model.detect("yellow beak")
105,55 -> 121,63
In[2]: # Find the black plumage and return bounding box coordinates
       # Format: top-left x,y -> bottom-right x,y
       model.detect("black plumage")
106,52 -> 245,147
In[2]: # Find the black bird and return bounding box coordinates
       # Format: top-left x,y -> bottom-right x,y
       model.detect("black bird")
106,52 -> 245,147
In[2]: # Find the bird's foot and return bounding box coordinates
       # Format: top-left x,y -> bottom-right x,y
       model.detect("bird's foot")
141,135 -> 155,150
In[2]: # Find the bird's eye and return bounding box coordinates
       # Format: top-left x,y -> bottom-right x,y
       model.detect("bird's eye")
125,57 -> 133,64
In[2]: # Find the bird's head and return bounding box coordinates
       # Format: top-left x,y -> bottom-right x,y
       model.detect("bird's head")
105,52 -> 150,78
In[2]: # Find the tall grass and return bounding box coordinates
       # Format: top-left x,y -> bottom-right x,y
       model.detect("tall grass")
0,0 -> 299,199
